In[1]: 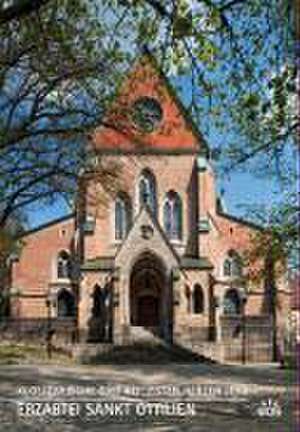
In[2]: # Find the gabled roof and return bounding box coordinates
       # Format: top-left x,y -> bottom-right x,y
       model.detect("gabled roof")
19,213 -> 74,238
115,204 -> 180,266
216,208 -> 264,231
92,51 -> 209,154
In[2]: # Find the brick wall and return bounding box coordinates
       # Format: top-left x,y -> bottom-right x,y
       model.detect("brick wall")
10,216 -> 74,318
82,154 -> 198,259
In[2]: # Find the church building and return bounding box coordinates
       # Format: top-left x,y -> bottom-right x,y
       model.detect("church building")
8,53 -> 290,362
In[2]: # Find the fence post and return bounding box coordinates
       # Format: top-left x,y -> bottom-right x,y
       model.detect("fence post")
45,298 -> 52,359
241,293 -> 247,364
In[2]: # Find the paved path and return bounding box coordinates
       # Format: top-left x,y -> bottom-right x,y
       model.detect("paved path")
0,363 -> 296,431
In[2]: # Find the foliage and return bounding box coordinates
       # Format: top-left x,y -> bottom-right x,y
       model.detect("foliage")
0,222 -> 24,316
242,189 -> 298,279
0,0 -> 131,226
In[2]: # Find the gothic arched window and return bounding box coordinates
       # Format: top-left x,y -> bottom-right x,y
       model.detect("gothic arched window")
163,191 -> 182,240
57,251 -> 71,279
138,169 -> 157,215
223,289 -> 241,315
115,193 -> 132,240
57,289 -> 75,317
223,250 -> 243,277
223,258 -> 231,276
231,253 -> 243,277
193,284 -> 204,314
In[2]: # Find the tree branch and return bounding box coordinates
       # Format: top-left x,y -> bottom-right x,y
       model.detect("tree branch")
219,0 -> 245,12
0,0 -> 50,25
228,122 -> 299,169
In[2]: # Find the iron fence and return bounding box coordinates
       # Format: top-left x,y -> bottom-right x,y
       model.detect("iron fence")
220,315 -> 273,362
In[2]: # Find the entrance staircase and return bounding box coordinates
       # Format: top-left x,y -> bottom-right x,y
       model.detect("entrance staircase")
72,326 -> 217,364
129,326 -> 163,345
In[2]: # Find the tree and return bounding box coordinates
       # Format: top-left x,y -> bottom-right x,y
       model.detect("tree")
0,0 -> 131,227
0,0 -> 296,233
0,213 -> 24,318
0,1 -> 50,24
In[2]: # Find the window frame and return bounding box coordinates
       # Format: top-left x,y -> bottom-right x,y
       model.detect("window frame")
57,250 -> 71,280
138,169 -> 157,216
114,192 -> 132,241
222,251 -> 243,278
163,191 -> 183,241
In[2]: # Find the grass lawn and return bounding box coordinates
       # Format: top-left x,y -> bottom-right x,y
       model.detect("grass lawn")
0,342 -> 73,365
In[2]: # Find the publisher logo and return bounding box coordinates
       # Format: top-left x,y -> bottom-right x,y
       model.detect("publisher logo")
256,399 -> 282,418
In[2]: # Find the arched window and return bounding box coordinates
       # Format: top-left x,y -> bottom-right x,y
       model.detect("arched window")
138,169 -> 157,215
193,284 -> 204,314
163,191 -> 182,240
115,193 -> 132,240
223,289 -> 241,315
223,251 -> 243,277
57,289 -> 75,317
223,258 -> 231,276
232,253 -> 243,277
57,251 -> 71,279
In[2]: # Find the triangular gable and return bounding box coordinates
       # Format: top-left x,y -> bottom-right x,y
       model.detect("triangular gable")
115,205 -> 179,269
92,52 -> 207,153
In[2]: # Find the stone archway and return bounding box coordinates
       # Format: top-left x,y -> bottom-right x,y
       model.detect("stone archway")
130,252 -> 168,335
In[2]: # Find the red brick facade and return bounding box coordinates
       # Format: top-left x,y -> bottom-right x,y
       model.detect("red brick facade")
8,54 -> 290,361
10,216 -> 74,318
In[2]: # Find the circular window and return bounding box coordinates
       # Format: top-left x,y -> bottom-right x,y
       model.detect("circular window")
131,97 -> 163,133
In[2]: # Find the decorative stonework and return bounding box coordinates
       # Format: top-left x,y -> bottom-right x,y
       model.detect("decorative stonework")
140,224 -> 154,239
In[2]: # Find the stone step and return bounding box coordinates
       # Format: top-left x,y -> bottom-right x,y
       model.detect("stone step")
72,341 -> 216,364
129,326 -> 165,345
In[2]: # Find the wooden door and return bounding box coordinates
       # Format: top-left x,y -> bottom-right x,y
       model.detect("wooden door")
137,295 -> 159,326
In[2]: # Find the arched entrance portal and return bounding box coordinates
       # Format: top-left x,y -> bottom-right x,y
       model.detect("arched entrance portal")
130,253 -> 167,332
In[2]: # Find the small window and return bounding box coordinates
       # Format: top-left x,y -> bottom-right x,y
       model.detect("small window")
193,284 -> 204,314
223,251 -> 243,277
223,289 -> 241,315
232,254 -> 243,277
163,191 -> 182,240
60,229 -> 67,238
138,169 -> 157,215
223,258 -> 231,276
115,193 -> 132,240
57,251 -> 71,279
57,289 -> 75,317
